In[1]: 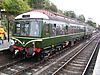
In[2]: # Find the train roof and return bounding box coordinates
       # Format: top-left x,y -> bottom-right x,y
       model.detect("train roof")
15,9 -> 86,25
15,10 -> 67,22
15,11 -> 49,20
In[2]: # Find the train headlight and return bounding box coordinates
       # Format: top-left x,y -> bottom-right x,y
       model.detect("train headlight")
32,42 -> 35,45
10,39 -> 15,45
32,42 -> 35,47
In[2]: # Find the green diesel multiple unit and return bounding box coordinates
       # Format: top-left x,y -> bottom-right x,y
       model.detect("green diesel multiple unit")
9,9 -> 94,57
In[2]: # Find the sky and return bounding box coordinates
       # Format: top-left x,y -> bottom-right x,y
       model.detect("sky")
50,0 -> 100,24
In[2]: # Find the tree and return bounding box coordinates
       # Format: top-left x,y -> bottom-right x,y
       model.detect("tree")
44,0 -> 51,10
26,0 -> 34,8
57,9 -> 64,14
98,25 -> 100,30
27,0 -> 58,12
0,0 -> 3,9
77,14 -> 85,22
27,0 -> 45,9
0,0 -> 31,33
49,3 -> 57,12
64,11 -> 76,18
2,0 -> 30,14
86,20 -> 96,27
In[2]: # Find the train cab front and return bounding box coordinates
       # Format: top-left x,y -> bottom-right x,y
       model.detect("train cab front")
10,14 -> 44,57
9,37 -> 41,57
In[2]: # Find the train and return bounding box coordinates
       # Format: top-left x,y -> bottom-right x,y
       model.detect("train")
9,9 -> 95,58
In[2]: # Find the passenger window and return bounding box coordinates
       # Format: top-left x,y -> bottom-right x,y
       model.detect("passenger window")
45,24 -> 49,36
66,25 -> 68,30
30,21 -> 39,36
56,25 -> 60,35
52,24 -> 56,36
59,25 -> 63,35
15,22 -> 21,34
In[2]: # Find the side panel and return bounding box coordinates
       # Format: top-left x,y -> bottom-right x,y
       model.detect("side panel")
35,32 -> 85,48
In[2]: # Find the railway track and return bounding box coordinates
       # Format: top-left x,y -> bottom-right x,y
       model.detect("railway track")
84,43 -> 100,75
0,57 -> 25,71
0,33 -> 99,75
52,36 -> 100,75
10,34 -> 99,75
0,40 -> 86,75
0,50 -> 26,69
0,56 -> 40,75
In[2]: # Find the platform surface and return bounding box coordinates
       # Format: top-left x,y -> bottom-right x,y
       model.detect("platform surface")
93,48 -> 100,75
0,40 -> 10,51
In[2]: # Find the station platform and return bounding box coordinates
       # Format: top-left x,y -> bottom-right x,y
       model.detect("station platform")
93,48 -> 100,75
0,40 -> 10,51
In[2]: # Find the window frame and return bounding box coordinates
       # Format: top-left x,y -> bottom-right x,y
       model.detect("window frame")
14,19 -> 42,37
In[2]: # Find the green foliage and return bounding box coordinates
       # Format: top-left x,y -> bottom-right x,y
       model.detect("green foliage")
98,25 -> 100,30
64,11 -> 76,18
2,0 -> 30,14
77,15 -> 85,22
44,0 -> 57,12
0,0 -> 3,9
27,0 -> 45,9
57,9 -> 64,14
0,0 -> 31,34
0,0 -> 98,33
27,0 -> 58,12
49,3 -> 57,12
44,0 -> 51,10
2,15 -> 8,31
86,20 -> 96,27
